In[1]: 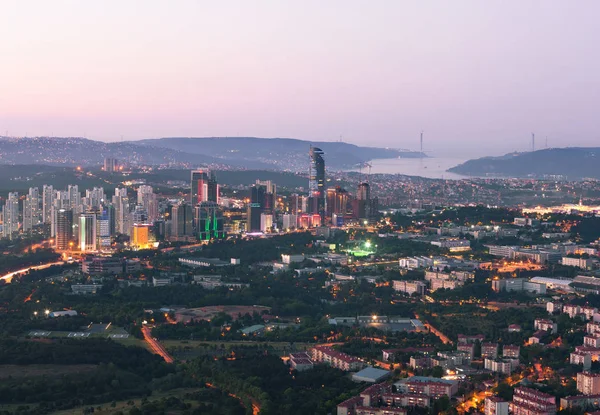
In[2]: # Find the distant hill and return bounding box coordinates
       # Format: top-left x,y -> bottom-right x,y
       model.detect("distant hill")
448,147 -> 600,179
0,136 -> 419,170
132,137 -> 423,170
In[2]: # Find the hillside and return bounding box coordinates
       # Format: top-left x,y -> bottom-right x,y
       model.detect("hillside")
133,137 -> 422,170
0,136 -> 418,171
448,147 -> 600,179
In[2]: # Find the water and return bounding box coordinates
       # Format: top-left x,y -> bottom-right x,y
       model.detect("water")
362,156 -> 470,180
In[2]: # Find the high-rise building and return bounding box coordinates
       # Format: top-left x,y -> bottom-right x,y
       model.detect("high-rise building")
131,223 -> 151,249
23,187 -> 40,232
171,202 -> 193,239
2,192 -> 20,239
309,147 -> 325,222
326,186 -> 348,223
79,213 -> 97,252
55,209 -> 73,250
42,185 -> 54,224
256,180 -> 276,213
195,201 -> 225,241
191,170 -> 219,205
137,185 -> 158,222
85,187 -> 105,210
353,182 -> 378,221
104,158 -> 118,172
97,213 -> 111,250
112,188 -> 130,235
68,185 -> 80,213
247,184 -> 266,232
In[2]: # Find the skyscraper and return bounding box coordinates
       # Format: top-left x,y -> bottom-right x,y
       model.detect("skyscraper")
23,187 -> 40,232
137,185 -> 158,222
309,147 -> 325,223
326,186 -> 348,223
191,170 -> 219,205
79,213 -> 97,252
42,185 -> 54,224
195,201 -> 225,241
55,209 -> 73,250
247,184 -> 266,232
171,201 -> 193,239
104,158 -> 118,172
2,192 -> 20,239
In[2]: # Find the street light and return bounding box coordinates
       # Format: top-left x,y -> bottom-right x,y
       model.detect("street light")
44,309 -> 50,316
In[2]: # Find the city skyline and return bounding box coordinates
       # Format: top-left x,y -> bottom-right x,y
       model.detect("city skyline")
1,1 -> 599,157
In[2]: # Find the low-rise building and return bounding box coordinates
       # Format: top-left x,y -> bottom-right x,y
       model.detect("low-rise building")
560,394 -> 600,411
311,345 -> 365,372
481,342 -> 499,359
534,319 -> 557,334
509,387 -> 556,415
484,358 -> 513,375
503,345 -> 520,358
585,334 -> 600,348
394,376 -> 458,398
485,396 -> 509,415
562,256 -> 593,270
457,334 -> 485,344
71,284 -> 103,294
570,351 -> 592,370
578,372 -> 600,395
508,324 -> 522,332
393,280 -> 426,296
289,352 -> 314,372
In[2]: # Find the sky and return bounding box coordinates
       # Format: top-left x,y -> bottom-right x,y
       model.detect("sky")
0,1 -> 599,157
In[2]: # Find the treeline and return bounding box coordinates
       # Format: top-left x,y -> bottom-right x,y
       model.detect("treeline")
185,350 -> 362,415
0,338 -> 173,379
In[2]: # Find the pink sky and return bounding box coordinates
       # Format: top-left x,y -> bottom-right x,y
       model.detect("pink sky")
1,1 -> 599,156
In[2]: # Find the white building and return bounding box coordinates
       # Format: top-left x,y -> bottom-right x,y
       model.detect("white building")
484,396 -> 509,415
2,192 -> 20,239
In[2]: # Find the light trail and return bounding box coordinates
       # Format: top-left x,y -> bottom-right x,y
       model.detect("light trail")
1,261 -> 65,283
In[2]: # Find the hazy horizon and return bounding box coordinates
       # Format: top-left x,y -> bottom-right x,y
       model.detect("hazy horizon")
1,1 -> 599,158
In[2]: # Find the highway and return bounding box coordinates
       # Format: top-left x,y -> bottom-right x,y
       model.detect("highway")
0,261 -> 65,284
141,325 -> 174,363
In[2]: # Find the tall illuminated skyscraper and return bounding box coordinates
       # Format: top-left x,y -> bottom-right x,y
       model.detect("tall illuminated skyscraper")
55,209 -> 73,250
23,187 -> 40,232
42,185 -> 54,224
195,201 -> 225,241
79,213 -> 97,252
309,146 -> 325,222
191,170 -> 219,205
2,192 -> 20,239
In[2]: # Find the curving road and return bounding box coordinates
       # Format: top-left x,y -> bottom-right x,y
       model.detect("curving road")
0,261 -> 65,284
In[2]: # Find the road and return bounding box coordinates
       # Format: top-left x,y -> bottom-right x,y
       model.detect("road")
0,261 -> 65,284
414,313 -> 453,345
141,325 -> 174,363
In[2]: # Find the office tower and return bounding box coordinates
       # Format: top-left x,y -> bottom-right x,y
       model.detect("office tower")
79,213 -> 97,252
326,186 -> 348,223
55,209 -> 73,250
67,185 -> 81,214
85,187 -> 105,210
104,158 -> 118,172
353,182 -> 378,221
195,201 -> 225,241
288,194 -> 301,214
153,219 -> 166,241
191,170 -> 219,205
171,202 -> 193,239
137,185 -> 158,222
23,187 -> 40,232
97,212 -> 111,250
131,223 -> 151,249
2,192 -> 20,239
131,204 -> 148,224
112,189 -> 130,235
42,185 -> 54,224
283,214 -> 298,230
309,147 -> 325,222
260,213 -> 273,233
256,180 -> 277,213
105,204 -> 116,236
247,184 -> 266,232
